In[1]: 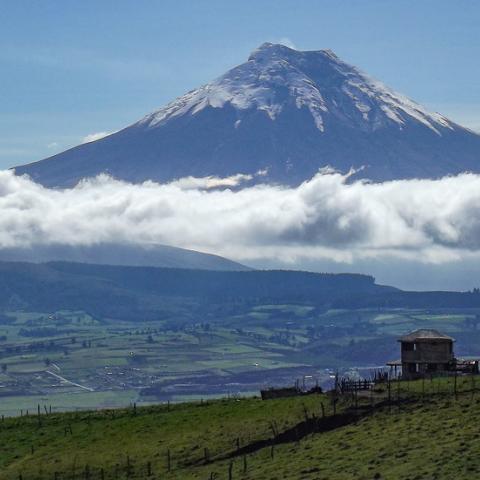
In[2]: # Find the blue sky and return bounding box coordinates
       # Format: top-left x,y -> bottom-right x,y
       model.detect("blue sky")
1,0 -> 479,169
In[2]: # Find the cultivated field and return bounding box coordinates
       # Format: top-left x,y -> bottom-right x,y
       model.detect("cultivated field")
1,304 -> 480,415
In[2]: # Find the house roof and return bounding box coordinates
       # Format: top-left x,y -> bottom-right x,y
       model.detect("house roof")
398,329 -> 454,343
386,359 -> 402,366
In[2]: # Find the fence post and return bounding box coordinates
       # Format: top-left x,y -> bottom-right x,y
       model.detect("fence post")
454,371 -> 458,400
126,455 -> 131,478
302,403 -> 309,422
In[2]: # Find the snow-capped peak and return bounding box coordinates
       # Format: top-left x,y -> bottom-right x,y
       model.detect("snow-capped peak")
139,43 -> 455,136
14,43 -> 480,188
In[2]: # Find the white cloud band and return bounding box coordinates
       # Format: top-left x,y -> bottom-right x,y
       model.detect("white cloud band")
2,169 -> 480,266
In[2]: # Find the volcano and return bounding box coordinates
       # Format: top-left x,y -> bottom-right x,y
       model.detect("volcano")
14,43 -> 480,187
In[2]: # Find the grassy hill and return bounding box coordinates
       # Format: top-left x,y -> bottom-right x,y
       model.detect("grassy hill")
1,376 -> 480,479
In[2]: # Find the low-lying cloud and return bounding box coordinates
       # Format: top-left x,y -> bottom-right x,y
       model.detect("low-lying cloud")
82,131 -> 114,144
2,169 -> 480,268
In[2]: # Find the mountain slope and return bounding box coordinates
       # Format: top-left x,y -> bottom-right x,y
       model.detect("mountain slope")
0,243 -> 249,271
0,260 -> 395,321
14,43 -> 480,187
1,261 -> 480,322
0,261 -> 393,317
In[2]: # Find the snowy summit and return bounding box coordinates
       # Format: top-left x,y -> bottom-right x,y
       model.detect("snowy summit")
142,43 -> 453,135
14,43 -> 480,187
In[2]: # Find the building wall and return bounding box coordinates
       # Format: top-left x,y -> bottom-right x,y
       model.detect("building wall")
401,340 -> 454,378
401,341 -> 453,364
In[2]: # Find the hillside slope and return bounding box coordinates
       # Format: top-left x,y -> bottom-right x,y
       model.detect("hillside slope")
1,377 -> 479,479
0,261 -> 391,320
1,261 -> 480,322
14,43 -> 480,187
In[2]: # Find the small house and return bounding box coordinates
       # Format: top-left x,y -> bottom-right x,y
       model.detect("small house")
390,329 -> 455,379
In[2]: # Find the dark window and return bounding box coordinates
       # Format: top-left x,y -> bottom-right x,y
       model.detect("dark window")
402,342 -> 414,351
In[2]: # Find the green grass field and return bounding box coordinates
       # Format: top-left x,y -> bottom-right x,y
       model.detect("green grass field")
0,391 -> 140,417
0,376 -> 479,479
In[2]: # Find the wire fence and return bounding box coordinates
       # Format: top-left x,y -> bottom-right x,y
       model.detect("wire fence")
2,373 -> 480,479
